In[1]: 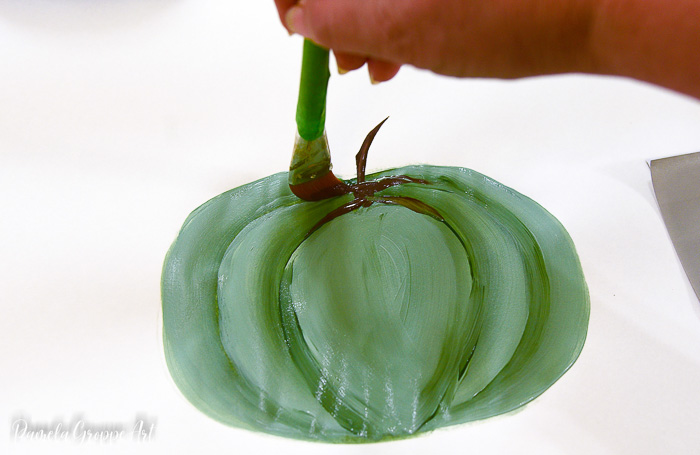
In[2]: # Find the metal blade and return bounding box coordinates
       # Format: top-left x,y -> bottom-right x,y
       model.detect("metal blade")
651,151 -> 700,302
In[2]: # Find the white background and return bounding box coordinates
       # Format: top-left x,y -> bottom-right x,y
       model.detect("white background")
2,1 -> 700,454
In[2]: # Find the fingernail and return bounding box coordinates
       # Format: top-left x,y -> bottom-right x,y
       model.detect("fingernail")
369,72 -> 380,85
285,6 -> 309,37
337,65 -> 349,75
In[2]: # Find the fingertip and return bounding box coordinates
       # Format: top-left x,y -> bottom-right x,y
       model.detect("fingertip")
275,0 -> 299,34
367,59 -> 402,83
285,5 -> 310,38
334,51 -> 367,74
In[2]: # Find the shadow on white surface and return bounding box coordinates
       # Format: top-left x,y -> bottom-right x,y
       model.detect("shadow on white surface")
0,0 -> 180,32
557,301 -> 700,454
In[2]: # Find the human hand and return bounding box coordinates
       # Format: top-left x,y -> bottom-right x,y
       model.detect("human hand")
274,0 -> 596,83
274,0 -> 700,100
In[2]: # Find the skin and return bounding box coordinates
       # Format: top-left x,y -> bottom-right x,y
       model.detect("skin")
274,0 -> 700,100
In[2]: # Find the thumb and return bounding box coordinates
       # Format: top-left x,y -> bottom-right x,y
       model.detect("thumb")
285,0 -> 421,64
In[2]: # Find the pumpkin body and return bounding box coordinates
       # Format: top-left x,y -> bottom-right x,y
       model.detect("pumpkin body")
162,165 -> 589,442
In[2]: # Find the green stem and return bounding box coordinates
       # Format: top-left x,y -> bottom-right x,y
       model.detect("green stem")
296,40 -> 330,141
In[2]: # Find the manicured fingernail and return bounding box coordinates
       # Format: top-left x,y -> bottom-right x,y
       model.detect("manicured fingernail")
337,65 -> 349,75
369,72 -> 380,85
285,6 -> 309,37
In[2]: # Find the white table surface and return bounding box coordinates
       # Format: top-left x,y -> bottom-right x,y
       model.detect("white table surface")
2,1 -> 700,454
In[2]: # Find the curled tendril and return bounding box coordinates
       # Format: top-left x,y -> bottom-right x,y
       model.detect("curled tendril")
304,118 -> 442,238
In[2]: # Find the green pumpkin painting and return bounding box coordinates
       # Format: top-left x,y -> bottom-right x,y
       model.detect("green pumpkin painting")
161,40 -> 589,443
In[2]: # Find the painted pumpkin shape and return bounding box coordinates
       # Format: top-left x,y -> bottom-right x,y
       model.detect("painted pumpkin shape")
161,121 -> 589,442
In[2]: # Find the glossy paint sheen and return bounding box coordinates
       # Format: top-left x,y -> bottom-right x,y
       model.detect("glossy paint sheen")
161,166 -> 589,442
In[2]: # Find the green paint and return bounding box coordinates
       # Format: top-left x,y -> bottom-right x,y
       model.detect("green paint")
162,165 -> 589,442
